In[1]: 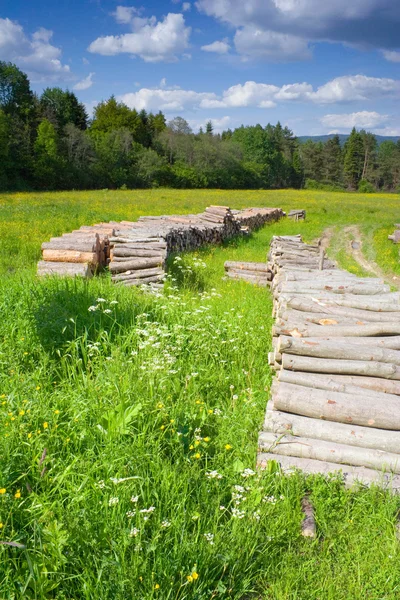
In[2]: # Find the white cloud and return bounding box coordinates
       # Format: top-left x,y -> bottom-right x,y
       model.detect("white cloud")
182,2 -> 191,11
382,50 -> 400,63
118,87 -> 219,111
88,12 -> 191,62
234,27 -> 311,61
113,6 -> 140,24
321,111 -> 389,130
374,127 -> 400,136
117,74 -> 400,113
73,72 -> 95,91
201,39 -> 230,54
310,75 -> 400,104
196,0 -> 400,59
84,100 -> 99,118
82,57 -> 90,65
0,18 -> 71,82
188,115 -> 231,133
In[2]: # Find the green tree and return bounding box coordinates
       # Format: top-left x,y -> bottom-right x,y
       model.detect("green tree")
40,88 -> 88,130
0,62 -> 34,120
343,128 -> 364,189
323,135 -> 343,184
205,120 -> 213,135
0,109 -> 10,188
34,119 -> 62,188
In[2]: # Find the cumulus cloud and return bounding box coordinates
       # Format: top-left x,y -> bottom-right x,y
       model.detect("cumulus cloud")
88,12 -> 191,62
201,39 -> 230,54
0,18 -> 71,82
188,115 -> 231,133
196,0 -> 400,60
382,50 -> 400,63
234,27 -> 311,61
320,111 -> 389,130
73,72 -> 95,91
117,73 -> 400,113
182,3 -> 191,11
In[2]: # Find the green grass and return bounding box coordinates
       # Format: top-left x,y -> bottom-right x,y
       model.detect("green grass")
0,189 -> 400,599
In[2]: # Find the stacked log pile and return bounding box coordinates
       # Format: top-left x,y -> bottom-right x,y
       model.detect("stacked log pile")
38,206 -> 284,286
288,209 -> 306,221
258,234 -> 400,490
224,261 -> 272,286
388,224 -> 400,243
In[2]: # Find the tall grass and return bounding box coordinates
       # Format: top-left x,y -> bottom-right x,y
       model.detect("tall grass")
1,189 -> 400,599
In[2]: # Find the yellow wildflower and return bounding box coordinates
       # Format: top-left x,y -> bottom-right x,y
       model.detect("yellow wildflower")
154,584 -> 160,590
194,452 -> 201,459
157,403 -> 164,409
194,440 -> 200,447
54,410 -> 60,415
208,409 -> 213,414
27,433 -> 32,439
19,410 -> 25,416
187,575 -> 193,583
0,523 -> 3,529
192,572 -> 199,580
189,444 -> 194,450
160,425 -> 165,430
0,394 -> 5,398
14,490 -> 21,499
36,386 -> 40,391
0,488 -> 6,494
203,437 -> 210,442
43,422 -> 48,429
225,444 -> 232,450
170,419 -> 175,424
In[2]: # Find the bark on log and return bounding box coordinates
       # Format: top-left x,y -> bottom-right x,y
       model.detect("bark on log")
281,353 -> 400,380
301,497 -> 316,538
112,267 -> 164,281
111,247 -> 166,258
259,430 -> 400,473
224,261 -> 270,273
273,322 -> 400,339
278,369 -> 400,399
276,282 -> 390,296
278,336 -> 400,367
116,275 -> 165,287
328,374 -> 400,396
280,298 -> 400,322
257,453 -> 400,490
42,249 -> 99,264
277,293 -> 400,311
277,310 -> 370,326
264,402 -> 400,454
272,381 -> 400,429
109,258 -> 164,273
37,261 -> 93,277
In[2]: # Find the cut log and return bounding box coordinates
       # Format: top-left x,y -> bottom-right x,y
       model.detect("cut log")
224,261 -> 269,273
274,322 -> 400,338
278,369 -> 400,399
111,247 -> 166,258
42,249 -> 99,265
116,275 -> 165,287
109,258 -> 164,274
264,402 -> 400,454
280,298 -> 400,323
37,261 -> 93,277
281,353 -> 400,380
259,430 -> 400,473
272,381 -> 400,429
112,267 -> 164,281
257,453 -> 400,490
276,282 -> 390,296
278,336 -> 400,367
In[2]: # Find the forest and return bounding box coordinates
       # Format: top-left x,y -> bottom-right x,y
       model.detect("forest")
1,61 -> 400,192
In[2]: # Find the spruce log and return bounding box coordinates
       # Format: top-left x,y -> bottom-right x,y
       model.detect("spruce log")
257,453 -> 400,490
281,353 -> 400,380
42,241 -> 99,252
277,293 -> 400,311
117,275 -> 165,287
109,258 -> 163,273
42,249 -> 99,264
272,381 -> 400,429
279,298 -> 400,323
259,431 -> 400,474
263,403 -> 400,454
277,310 -> 369,326
37,261 -> 93,277
277,282 -> 390,296
279,336 -> 400,367
112,267 -> 164,281
224,261 -> 270,273
278,370 -> 400,399
227,268 -> 272,280
328,374 -> 400,395
112,247 -> 166,258
274,322 -> 400,338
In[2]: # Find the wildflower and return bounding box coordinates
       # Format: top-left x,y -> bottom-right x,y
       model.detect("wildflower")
192,572 -> 199,580
205,471 -> 222,480
0,523 -> 3,529
43,422 -> 48,429
225,444 -> 232,450
263,495 -> 277,504
108,497 -> 119,506
219,505 -> 225,510
54,410 -> 60,415
229,385 -> 235,390
15,490 -> 21,499
27,433 -> 32,439
241,469 -> 256,478
154,584 -> 160,590
0,488 -> 6,495
19,410 -> 25,416
232,395 -> 238,400
214,408 -> 222,416
97,298 -> 107,303
36,386 -> 40,391
204,532 -> 214,545
208,409 -> 213,414
140,506 -> 155,514
157,403 -> 164,409
131,495 -> 139,503
161,520 -> 171,528
187,575 -> 193,583
110,300 -> 118,305
231,507 -> 245,519
104,309 -> 112,314
88,305 -> 98,312
129,527 -> 140,537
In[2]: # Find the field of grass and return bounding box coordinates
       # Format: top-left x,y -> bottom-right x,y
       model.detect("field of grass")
0,189 -> 400,599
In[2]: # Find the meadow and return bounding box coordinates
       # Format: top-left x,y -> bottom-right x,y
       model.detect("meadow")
0,189 -> 400,600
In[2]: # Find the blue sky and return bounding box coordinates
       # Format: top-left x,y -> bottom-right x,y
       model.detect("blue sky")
1,0 -> 400,135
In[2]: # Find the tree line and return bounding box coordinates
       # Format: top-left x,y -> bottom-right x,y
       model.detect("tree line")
1,61 -> 399,192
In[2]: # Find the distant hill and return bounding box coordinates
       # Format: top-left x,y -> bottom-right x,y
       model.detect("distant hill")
298,134 -> 400,146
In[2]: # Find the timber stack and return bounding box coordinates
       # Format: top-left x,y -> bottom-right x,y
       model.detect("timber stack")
388,224 -> 400,244
38,206 -> 284,286
258,234 -> 400,490
224,261 -> 272,286
288,209 -> 306,221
